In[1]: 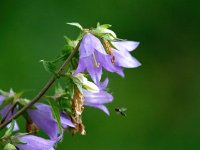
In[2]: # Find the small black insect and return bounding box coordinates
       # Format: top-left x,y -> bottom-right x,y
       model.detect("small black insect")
115,107 -> 127,117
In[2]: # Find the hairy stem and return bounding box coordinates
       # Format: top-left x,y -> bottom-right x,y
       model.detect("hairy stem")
0,42 -> 80,130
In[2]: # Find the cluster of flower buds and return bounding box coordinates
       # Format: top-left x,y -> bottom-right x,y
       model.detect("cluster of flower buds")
0,23 -> 141,150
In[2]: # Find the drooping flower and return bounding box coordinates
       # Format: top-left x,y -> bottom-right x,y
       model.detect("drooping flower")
0,95 -> 19,131
28,103 -> 74,140
110,40 -> 141,72
74,33 -> 122,83
16,135 -> 57,150
83,78 -> 113,115
74,33 -> 141,83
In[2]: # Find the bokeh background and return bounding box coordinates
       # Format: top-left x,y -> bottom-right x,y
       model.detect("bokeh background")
0,0 -> 200,149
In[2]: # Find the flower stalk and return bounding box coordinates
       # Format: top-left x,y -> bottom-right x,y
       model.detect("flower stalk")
0,41 -> 80,130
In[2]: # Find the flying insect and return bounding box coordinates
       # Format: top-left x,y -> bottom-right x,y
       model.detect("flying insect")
115,107 -> 127,117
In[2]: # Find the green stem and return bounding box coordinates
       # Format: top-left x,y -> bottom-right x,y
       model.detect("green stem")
0,42 -> 80,130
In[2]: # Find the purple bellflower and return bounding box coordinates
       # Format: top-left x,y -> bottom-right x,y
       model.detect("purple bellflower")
0,95 -> 19,131
83,78 -> 113,115
74,33 -> 141,83
110,41 -> 141,76
16,135 -> 57,150
0,94 -> 74,140
28,103 -> 74,140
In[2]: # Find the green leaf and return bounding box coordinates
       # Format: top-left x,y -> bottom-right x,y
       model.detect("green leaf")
67,22 -> 83,30
55,84 -> 66,96
59,97 -> 72,114
0,89 -> 8,96
48,99 -> 62,135
96,22 -> 111,28
1,120 -> 15,139
3,143 -> 17,150
99,24 -> 112,29
71,77 -> 83,94
40,60 -> 57,75
64,36 -> 75,47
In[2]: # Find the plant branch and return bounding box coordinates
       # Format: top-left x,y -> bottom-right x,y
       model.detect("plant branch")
0,42 -> 80,130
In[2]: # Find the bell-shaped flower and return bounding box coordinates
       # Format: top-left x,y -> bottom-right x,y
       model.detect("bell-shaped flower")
28,103 -> 74,140
74,33 -> 141,83
74,33 -> 124,83
0,95 -> 19,131
83,78 -> 113,115
111,41 -> 141,71
16,135 -> 57,150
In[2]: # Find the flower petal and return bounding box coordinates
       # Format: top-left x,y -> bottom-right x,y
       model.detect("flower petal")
86,34 -> 107,55
112,41 -> 139,52
28,103 -> 59,140
6,120 -> 19,131
113,48 -> 141,68
73,58 -> 86,75
84,103 -> 110,115
0,103 -> 19,131
83,90 -> 113,105
16,135 -> 56,150
84,55 -> 102,83
0,96 -> 4,104
96,78 -> 109,90
79,33 -> 107,58
60,112 -> 75,128
79,34 -> 95,58
95,51 -> 124,77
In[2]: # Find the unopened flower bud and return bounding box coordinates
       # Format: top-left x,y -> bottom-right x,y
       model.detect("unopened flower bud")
74,73 -> 99,93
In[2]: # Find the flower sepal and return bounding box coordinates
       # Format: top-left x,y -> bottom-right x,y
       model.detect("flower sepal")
91,23 -> 117,40
1,120 -> 15,140
3,143 -> 17,150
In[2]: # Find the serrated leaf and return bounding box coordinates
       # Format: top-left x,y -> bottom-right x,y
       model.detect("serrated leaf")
48,99 -> 62,135
67,22 -> 83,30
40,60 -> 57,75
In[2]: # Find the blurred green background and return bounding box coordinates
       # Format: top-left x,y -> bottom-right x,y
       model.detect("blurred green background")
0,0 -> 200,149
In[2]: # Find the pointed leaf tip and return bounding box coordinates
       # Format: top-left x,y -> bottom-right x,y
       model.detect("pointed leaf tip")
67,22 -> 83,30
48,99 -> 63,135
